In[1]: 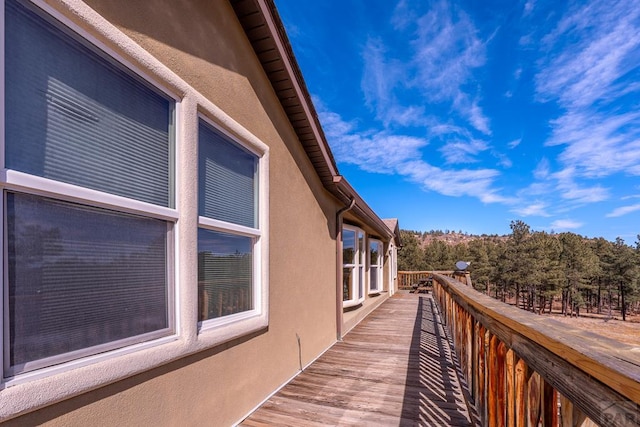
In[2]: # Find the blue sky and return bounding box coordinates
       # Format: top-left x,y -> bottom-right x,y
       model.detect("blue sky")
274,0 -> 640,243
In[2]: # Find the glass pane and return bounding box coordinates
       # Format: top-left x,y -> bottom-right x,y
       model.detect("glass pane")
359,266 -> 364,299
5,0 -> 173,207
343,267 -> 353,301
198,228 -> 253,320
371,266 -> 379,291
358,232 -> 365,263
7,192 -> 169,372
370,241 -> 380,265
199,122 -> 257,228
343,229 -> 356,264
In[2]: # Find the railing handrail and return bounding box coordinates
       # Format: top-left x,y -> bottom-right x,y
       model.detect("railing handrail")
432,273 -> 640,426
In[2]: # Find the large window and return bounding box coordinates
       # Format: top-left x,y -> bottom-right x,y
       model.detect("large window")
197,120 -> 261,325
343,225 -> 365,308
3,0 -> 175,377
369,239 -> 383,294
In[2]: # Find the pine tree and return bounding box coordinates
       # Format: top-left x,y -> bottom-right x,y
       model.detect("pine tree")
558,233 -> 598,317
398,230 -> 425,271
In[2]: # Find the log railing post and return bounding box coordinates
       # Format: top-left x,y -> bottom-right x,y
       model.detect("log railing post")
497,342 -> 507,426
542,379 -> 558,427
488,334 -> 498,426
528,371 -> 541,427
506,349 -> 516,427
515,358 -> 528,427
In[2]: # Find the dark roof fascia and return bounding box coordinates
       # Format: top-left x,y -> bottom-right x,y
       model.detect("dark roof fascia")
230,0 -> 338,189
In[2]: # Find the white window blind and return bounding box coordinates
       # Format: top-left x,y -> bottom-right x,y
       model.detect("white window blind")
6,192 -> 170,375
198,229 -> 253,320
3,0 -> 175,377
343,228 -> 356,301
358,232 -> 365,299
370,240 -> 382,292
197,120 -> 259,322
198,123 -> 257,227
5,0 -> 174,207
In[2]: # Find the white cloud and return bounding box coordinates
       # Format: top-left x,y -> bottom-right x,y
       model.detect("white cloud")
401,159 -> 507,203
606,203 -> 640,218
320,110 -> 427,174
410,3 -> 490,133
507,138 -> 521,149
391,0 -> 416,30
319,107 -> 507,203
538,21 -> 640,109
519,182 -> 553,197
523,33 -> 536,47
533,158 -> 550,179
467,99 -> 491,135
553,167 -> 610,203
546,111 -> 640,178
439,139 -> 488,164
411,3 -> 485,99
361,38 -> 407,126
494,152 -> 513,168
549,219 -> 583,230
535,0 -> 640,186
514,67 -> 522,80
523,0 -> 535,16
361,1 -> 491,135
512,201 -> 550,217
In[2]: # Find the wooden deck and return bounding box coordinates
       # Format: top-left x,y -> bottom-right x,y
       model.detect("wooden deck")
241,293 -> 478,426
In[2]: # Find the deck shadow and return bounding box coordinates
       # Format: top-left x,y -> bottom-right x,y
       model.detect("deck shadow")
242,294 -> 476,426
399,295 -> 474,426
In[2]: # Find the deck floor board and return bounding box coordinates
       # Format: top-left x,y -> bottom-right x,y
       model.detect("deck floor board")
241,294 -> 477,426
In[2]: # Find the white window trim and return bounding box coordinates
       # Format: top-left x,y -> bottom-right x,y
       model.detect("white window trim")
2,0 -> 180,382
343,225 -> 365,308
368,238 -> 383,295
388,242 -> 396,296
196,114 -> 268,334
0,0 -> 271,420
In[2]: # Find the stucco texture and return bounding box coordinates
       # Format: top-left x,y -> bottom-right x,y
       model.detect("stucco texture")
5,0 -> 339,425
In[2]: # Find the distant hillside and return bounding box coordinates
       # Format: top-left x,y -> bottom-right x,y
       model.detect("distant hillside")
406,230 -> 507,247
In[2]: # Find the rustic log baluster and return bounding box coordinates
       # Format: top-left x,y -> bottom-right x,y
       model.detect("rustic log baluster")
528,371 -> 541,427
542,379 -> 558,426
515,359 -> 528,427
506,349 -> 516,427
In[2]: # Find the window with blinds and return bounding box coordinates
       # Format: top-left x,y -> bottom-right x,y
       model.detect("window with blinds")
197,120 -> 260,323
6,0 -> 174,207
343,229 -> 356,301
342,225 -> 365,307
198,124 -> 257,228
6,193 -> 171,375
369,240 -> 383,293
3,0 -> 175,376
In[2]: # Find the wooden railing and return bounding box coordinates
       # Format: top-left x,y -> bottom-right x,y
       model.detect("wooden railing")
431,273 -> 640,427
398,270 -> 434,289
398,270 -> 472,289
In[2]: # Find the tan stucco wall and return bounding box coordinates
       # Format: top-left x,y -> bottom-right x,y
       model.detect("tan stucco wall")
5,1 -> 338,425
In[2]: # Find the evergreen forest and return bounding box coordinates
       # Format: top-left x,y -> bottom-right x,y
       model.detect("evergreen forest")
398,220 -> 640,321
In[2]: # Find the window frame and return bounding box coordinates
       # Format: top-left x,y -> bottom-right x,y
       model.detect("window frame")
1,0 -> 179,383
368,238 -> 383,295
196,114 -> 267,332
343,224 -> 365,308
